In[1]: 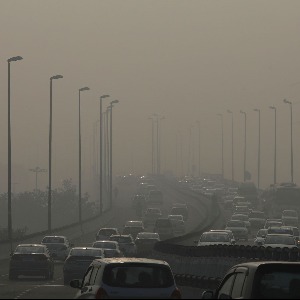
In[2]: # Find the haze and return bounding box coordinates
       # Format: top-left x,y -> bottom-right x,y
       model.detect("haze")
1,0 -> 300,196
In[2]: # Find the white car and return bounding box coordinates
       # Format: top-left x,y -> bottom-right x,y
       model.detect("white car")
196,231 -> 232,246
209,230 -> 236,245
92,241 -> 123,258
231,214 -> 251,233
263,234 -> 297,249
168,215 -> 186,235
254,229 -> 268,246
41,235 -> 72,261
70,258 -> 181,299
225,220 -> 248,241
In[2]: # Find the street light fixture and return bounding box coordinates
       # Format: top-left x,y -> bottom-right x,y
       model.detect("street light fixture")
48,74 -> 63,233
240,110 -> 247,182
217,114 -> 224,179
109,100 -> 119,209
78,86 -> 90,226
30,167 -> 47,191
7,55 -> 23,253
227,110 -> 234,182
99,95 -> 110,215
254,108 -> 261,189
269,106 -> 277,184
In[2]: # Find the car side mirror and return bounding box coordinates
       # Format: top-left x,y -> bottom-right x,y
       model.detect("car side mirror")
70,279 -> 82,289
202,290 -> 214,299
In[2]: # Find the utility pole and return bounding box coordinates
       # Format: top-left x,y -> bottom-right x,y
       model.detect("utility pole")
29,167 -> 47,191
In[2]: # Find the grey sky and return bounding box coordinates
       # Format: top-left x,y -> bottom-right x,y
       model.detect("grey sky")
1,0 -> 300,193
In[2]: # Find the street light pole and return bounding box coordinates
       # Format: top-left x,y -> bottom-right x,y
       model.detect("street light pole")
148,115 -> 156,175
99,95 -> 109,215
217,114 -> 224,179
240,110 -> 247,182
7,55 -> 23,253
254,108 -> 261,189
109,100 -> 119,209
158,116 -> 165,175
48,74 -> 63,233
78,87 -> 90,226
196,121 -> 201,178
269,106 -> 277,184
227,110 -> 234,182
283,99 -> 293,183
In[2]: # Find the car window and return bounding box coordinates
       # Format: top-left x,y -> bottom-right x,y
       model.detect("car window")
217,273 -> 236,299
89,267 -> 99,285
82,267 -> 94,287
231,272 -> 246,298
15,246 -> 45,254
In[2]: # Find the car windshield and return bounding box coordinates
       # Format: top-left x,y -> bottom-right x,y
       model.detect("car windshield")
266,221 -> 283,228
227,221 -> 245,227
102,264 -> 174,288
110,236 -> 132,244
232,215 -> 249,221
268,227 -> 293,235
200,233 -> 229,242
255,266 -> 300,299
98,229 -> 117,236
126,221 -> 143,227
15,246 -> 45,254
93,242 -> 117,249
42,237 -> 65,244
70,248 -> 103,256
168,215 -> 183,221
265,235 -> 295,245
250,212 -> 265,219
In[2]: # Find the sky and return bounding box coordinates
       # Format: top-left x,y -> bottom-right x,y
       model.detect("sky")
1,0 -> 300,195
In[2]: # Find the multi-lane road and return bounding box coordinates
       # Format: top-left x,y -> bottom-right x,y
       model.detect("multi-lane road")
0,179 -> 209,299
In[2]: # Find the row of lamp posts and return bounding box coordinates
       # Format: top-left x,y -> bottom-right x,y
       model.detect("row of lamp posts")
7,56 -> 119,252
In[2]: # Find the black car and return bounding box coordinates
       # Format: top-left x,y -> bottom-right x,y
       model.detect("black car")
63,247 -> 104,285
9,244 -> 54,280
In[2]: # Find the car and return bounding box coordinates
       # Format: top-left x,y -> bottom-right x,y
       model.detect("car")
109,235 -> 137,257
95,228 -> 120,241
264,219 -> 283,229
143,208 -> 162,227
249,210 -> 266,229
196,232 -> 232,246
63,247 -> 104,285
147,190 -> 164,204
209,230 -> 236,245
233,205 -> 250,215
282,210 -> 299,227
267,226 -> 294,236
263,234 -> 297,249
153,218 -> 174,240
9,244 -> 54,280
132,194 -> 146,208
282,226 -> 300,244
123,221 -> 145,239
254,229 -> 268,246
231,214 -> 251,233
92,241 -> 123,258
135,232 -> 160,256
70,258 -> 181,299
170,206 -> 189,221
41,235 -> 72,261
202,261 -> 300,299
225,220 -> 248,241
168,215 -> 186,235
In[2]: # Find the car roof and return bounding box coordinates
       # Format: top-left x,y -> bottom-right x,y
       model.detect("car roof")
42,235 -> 66,238
16,244 -> 46,247
99,228 -> 118,230
71,247 -> 100,250
230,261 -> 300,270
203,231 -> 229,235
90,257 -> 170,266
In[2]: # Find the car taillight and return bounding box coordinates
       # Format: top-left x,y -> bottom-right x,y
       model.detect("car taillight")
96,287 -> 109,299
170,288 -> 181,299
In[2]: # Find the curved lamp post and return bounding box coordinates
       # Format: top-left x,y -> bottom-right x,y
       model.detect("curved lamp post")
99,95 -> 110,215
48,74 -> 63,233
78,87 -> 90,225
7,55 -> 23,252
227,110 -> 234,182
240,110 -> 247,182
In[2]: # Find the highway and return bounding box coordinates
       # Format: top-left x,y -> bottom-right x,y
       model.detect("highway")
0,179 -> 209,299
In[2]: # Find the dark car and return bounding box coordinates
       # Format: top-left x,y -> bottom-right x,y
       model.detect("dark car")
170,206 -> 189,221
109,235 -> 137,257
63,247 -> 104,285
135,232 -> 160,256
95,228 -> 120,241
9,244 -> 54,280
202,261 -> 300,299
